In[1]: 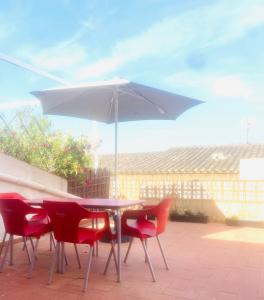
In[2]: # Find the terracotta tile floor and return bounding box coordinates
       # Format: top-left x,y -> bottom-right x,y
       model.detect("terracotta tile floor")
1,222 -> 264,300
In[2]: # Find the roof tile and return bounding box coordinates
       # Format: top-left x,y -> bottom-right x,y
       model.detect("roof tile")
99,144 -> 264,174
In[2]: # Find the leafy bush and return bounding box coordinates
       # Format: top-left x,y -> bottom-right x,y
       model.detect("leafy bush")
0,109 -> 92,181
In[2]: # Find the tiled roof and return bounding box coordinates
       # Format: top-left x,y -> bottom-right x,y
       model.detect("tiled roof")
99,144 -> 264,174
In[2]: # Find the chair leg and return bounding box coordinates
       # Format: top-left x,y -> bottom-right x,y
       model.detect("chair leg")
0,232 -> 7,257
96,241 -> 99,257
83,245 -> 93,292
50,233 -> 56,249
22,237 -> 32,264
124,238 -> 133,263
28,238 -> 39,278
48,242 -> 59,284
103,241 -> 117,275
103,243 -> 113,275
29,237 -> 34,251
49,232 -> 53,252
61,242 -> 65,273
144,239 -> 148,263
156,236 -> 169,270
22,237 -> 26,251
58,242 -> 64,273
29,238 -> 38,260
64,246 -> 68,267
9,234 -> 14,266
0,234 -> 11,272
74,244 -> 81,269
50,234 -> 66,267
112,241 -> 118,273
56,242 -> 61,273
141,240 -> 156,282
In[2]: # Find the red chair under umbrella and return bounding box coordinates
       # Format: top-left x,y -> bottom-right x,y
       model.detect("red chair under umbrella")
0,193 -> 23,257
0,193 -> 53,258
43,201 -> 117,292
0,197 -> 52,277
105,198 -> 172,281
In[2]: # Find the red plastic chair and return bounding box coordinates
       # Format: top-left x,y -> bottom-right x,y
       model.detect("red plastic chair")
43,201 -> 116,292
0,197 -> 52,277
0,193 -> 26,257
0,193 -> 52,258
121,198 -> 172,281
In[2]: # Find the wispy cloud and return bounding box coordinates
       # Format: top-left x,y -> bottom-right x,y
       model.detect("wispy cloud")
16,20 -> 94,73
0,99 -> 40,111
13,0 -> 264,83
0,13 -> 16,40
0,1 -> 31,41
75,0 -> 264,80
165,70 -> 264,104
211,75 -> 252,99
18,36 -> 87,72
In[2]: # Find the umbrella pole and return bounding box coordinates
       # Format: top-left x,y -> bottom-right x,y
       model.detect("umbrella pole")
114,87 -> 122,282
114,88 -> 118,199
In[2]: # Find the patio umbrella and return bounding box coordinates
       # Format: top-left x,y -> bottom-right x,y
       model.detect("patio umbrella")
31,79 -> 203,197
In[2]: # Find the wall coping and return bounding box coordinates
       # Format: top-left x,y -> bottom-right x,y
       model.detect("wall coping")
0,172 -> 80,199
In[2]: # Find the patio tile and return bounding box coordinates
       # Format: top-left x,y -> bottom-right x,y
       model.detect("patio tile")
216,292 -> 238,300
1,222 -> 264,299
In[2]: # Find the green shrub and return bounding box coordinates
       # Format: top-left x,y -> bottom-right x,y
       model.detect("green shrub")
0,109 -> 92,181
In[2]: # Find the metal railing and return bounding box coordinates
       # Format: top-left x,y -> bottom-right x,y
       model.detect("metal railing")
68,168 -> 110,199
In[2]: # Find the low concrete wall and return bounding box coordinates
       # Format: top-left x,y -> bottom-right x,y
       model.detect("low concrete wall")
0,152 -> 78,237
0,152 -> 67,193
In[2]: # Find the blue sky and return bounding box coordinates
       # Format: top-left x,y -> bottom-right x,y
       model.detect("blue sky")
0,0 -> 264,154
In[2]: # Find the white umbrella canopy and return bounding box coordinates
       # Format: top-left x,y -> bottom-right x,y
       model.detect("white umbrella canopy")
31,79 -> 203,197
31,79 -> 203,123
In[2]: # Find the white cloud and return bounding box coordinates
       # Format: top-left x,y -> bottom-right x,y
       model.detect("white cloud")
76,57 -> 123,79
17,24 -> 90,72
0,99 -> 40,111
81,17 -> 97,31
211,75 -> 252,98
19,42 -> 86,72
0,15 -> 16,40
13,0 -> 264,82
200,0 -> 264,47
165,71 -> 255,101
75,0 -> 264,80
0,25 -> 12,40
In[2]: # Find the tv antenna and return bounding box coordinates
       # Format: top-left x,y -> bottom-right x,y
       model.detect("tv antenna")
241,116 -> 256,144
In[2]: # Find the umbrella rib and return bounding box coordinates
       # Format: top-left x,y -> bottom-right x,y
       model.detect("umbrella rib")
119,87 -> 172,117
107,88 -> 116,123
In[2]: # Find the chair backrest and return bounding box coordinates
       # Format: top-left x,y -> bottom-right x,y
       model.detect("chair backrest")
0,192 -> 26,200
43,201 -> 97,243
0,198 -> 31,236
153,198 -> 173,235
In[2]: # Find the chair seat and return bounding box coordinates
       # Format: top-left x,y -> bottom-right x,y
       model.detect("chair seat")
24,221 -> 52,238
77,227 -> 108,245
127,219 -> 157,239
29,214 -> 49,223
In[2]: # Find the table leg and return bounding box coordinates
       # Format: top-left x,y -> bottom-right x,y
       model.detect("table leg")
96,208 -> 99,257
116,208 -> 121,282
92,216 -> 95,256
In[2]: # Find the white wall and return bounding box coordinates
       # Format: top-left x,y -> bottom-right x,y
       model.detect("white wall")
240,158 -> 264,180
0,152 -> 79,237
